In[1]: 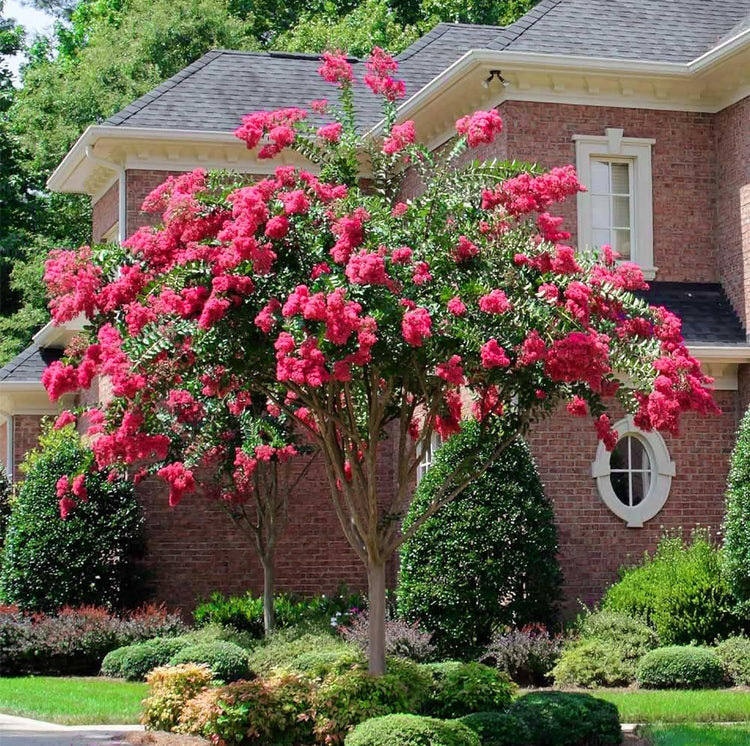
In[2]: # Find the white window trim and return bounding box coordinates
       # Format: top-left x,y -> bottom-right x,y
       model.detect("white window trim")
417,432 -> 442,484
573,129 -> 656,280
591,415 -> 674,528
102,221 -> 120,243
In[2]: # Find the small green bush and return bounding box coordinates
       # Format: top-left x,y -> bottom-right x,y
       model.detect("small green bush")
603,529 -> 745,645
715,635 -> 750,686
422,662 -> 516,719
118,638 -> 189,681
346,714 -> 481,746
169,640 -> 251,682
399,421 -> 562,660
0,464 -> 12,557
142,663 -> 214,732
247,629 -> 356,675
100,645 -> 131,678
579,610 -> 659,657
552,639 -> 634,688
0,425 -> 144,611
458,711 -> 532,746
510,692 -> 622,746
636,646 -> 726,689
285,647 -> 365,678
313,659 -> 432,742
724,408 -> 750,611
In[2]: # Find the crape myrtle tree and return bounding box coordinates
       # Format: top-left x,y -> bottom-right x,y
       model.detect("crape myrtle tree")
42,48 -> 718,674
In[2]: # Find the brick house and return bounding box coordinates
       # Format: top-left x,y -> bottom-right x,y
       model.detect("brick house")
1,0 -> 749,614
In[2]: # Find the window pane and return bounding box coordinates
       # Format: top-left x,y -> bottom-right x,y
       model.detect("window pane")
610,439 -> 629,470
592,228 -> 611,248
613,229 -> 631,259
631,439 -> 651,470
611,471 -> 630,506
591,160 -> 610,193
611,163 -> 630,194
612,196 -> 631,228
631,470 -> 651,506
591,195 -> 611,229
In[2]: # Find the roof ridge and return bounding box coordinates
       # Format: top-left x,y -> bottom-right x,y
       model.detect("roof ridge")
489,0 -> 565,49
396,23 -> 454,62
106,50 -> 225,127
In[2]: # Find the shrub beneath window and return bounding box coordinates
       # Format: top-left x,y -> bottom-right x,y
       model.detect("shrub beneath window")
142,663 -> 214,732
715,635 -> 750,686
0,604 -> 184,676
458,711 -> 532,746
193,586 -> 365,637
509,691 -> 622,746
482,624 -> 562,686
636,646 -> 726,689
422,662 -> 516,719
602,529 -> 745,645
177,672 -> 315,745
169,640 -> 251,682
0,425 -> 145,612
724,408 -> 750,613
399,421 -> 562,660
345,714 -> 481,746
339,611 -> 436,662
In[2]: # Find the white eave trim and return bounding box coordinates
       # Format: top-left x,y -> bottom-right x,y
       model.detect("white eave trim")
690,27 -> 750,72
0,381 -> 46,391
688,345 -> 750,363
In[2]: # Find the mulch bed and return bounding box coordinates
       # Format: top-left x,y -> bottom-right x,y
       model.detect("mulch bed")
125,733 -> 209,745
624,732 -> 652,746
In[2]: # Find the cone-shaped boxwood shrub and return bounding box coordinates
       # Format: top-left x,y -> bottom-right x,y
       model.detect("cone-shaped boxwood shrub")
636,646 -> 726,689
724,408 -> 750,612
0,424 -> 144,611
169,640 -> 251,682
602,529 -> 745,645
458,712 -> 532,746
345,714 -> 481,746
510,692 -> 622,746
422,662 -> 516,719
399,420 -> 561,660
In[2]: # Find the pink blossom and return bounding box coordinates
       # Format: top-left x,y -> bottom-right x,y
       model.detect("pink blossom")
412,261 -> 432,286
72,474 -> 88,501
455,109 -> 503,147
391,202 -> 408,218
318,51 -> 354,87
391,246 -> 413,264
383,121 -> 415,155
436,355 -> 465,385
453,236 -> 479,263
447,296 -> 467,316
566,396 -> 588,417
480,339 -> 510,369
402,307 -> 432,347
594,414 -> 618,451
157,462 -> 197,507
364,47 -> 405,101
280,190 -> 310,215
317,122 -> 343,143
265,215 -> 290,239
346,251 -> 390,286
54,411 -> 76,430
479,289 -> 511,314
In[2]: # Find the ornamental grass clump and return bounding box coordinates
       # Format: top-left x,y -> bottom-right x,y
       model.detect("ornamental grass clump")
41,44 -> 718,674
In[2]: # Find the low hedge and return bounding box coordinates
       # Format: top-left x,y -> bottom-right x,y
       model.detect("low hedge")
169,640 -> 251,682
422,662 -> 516,719
509,692 -> 622,746
345,714 -> 481,746
459,711 -> 532,746
715,635 -> 750,686
636,646 -> 726,689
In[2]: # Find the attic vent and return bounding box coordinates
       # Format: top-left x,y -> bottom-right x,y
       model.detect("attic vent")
267,51 -> 360,63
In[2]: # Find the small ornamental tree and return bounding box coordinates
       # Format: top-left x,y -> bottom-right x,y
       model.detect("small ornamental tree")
42,48 -> 718,674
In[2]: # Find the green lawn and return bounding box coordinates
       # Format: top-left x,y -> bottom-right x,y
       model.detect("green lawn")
0,677 -> 147,725
519,688 -> 750,723
645,724 -> 750,745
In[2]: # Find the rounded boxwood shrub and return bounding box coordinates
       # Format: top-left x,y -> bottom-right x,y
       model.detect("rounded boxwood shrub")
0,425 -> 144,611
422,662 -> 516,719
509,692 -> 622,746
458,711 -> 532,746
169,640 -> 251,682
636,646 -> 726,689
118,637 -> 189,681
603,529 -> 744,645
345,714 -> 481,746
724,408 -> 750,612
399,421 -> 562,660
715,635 -> 750,686
552,638 -> 635,688
100,645 -> 131,678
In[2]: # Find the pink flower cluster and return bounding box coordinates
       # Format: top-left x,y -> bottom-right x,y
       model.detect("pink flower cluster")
318,51 -> 354,87
383,121 -> 416,156
455,109 -> 503,148
364,47 -> 405,101
234,108 -> 307,159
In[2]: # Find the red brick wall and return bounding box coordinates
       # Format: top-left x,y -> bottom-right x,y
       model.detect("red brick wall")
528,390 -> 737,612
13,415 -> 45,478
126,170 -> 184,237
715,96 -> 750,328
92,181 -> 119,244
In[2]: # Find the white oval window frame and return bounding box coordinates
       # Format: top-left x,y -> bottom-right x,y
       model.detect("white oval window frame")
591,415 -> 675,528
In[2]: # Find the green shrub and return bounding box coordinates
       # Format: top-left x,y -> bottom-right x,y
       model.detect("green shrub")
284,647 -> 365,679
194,586 -> 365,637
179,622 -> 256,650
247,629 -> 357,675
422,662 -> 516,719
510,692 -> 622,746
0,425 -> 144,611
715,635 -> 750,686
399,421 -> 562,660
552,611 -> 660,687
636,646 -> 726,689
552,639 -> 634,688
603,529 -> 745,645
313,659 -> 432,742
482,625 -> 562,687
178,672 -> 315,745
724,408 -> 750,611
142,663 -> 214,732
169,640 -> 251,682
118,638 -> 189,681
346,714 -> 481,746
458,711 -> 532,746
100,645 -> 130,678
0,464 -> 12,559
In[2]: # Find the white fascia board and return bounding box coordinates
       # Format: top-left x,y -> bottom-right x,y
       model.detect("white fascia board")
689,27 -> 750,73
688,345 -> 750,363
0,382 -> 46,391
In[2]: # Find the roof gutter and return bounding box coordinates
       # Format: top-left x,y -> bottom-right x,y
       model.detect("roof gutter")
687,345 -> 750,362
689,27 -> 750,72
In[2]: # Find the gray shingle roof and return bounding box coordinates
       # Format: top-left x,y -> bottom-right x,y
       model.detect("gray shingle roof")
0,344 -> 64,384
642,283 -> 747,346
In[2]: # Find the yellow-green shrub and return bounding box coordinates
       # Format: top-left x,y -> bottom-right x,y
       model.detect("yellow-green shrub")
141,663 -> 213,731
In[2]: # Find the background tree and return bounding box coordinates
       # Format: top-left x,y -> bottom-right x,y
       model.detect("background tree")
399,420 -> 562,660
41,50 -> 718,673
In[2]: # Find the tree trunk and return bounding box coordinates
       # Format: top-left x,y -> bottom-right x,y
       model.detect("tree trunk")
367,560 -> 387,675
261,555 -> 275,635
